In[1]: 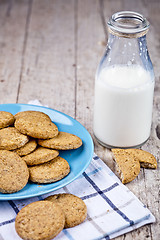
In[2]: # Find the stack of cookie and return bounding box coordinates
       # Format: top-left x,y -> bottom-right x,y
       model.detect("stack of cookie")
15,193 -> 87,240
0,110 -> 82,194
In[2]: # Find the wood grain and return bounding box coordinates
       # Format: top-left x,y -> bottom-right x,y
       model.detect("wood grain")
76,0 -> 105,132
0,0 -> 30,103
17,0 -> 76,117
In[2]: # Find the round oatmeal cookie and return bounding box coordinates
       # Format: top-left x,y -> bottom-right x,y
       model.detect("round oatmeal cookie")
0,111 -> 15,129
15,201 -> 65,240
0,127 -> 29,150
14,138 -> 37,156
0,150 -> 29,193
29,156 -> 70,183
15,110 -> 51,121
22,146 -> 59,166
45,193 -> 87,228
14,115 -> 58,139
38,132 -> 82,150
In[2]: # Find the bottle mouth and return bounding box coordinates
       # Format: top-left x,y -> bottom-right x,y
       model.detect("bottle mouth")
107,11 -> 150,36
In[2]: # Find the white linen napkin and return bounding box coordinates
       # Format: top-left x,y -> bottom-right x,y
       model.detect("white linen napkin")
0,101 -> 155,240
0,154 -> 155,240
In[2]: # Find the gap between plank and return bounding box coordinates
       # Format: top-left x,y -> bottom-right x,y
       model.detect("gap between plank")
6,0 -> 13,17
99,0 -> 108,42
16,0 -> 33,103
74,0 -> 78,119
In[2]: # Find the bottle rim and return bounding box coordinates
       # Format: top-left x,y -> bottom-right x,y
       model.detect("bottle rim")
107,11 -> 150,36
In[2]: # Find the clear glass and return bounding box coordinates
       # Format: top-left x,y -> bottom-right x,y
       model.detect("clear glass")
93,11 -> 155,148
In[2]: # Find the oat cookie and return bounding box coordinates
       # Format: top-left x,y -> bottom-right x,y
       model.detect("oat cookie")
0,150 -> 29,193
14,138 -> 37,156
112,148 -> 140,184
29,156 -> 70,183
0,127 -> 29,150
45,193 -> 87,228
22,146 -> 59,166
126,149 -> 157,169
15,114 -> 58,139
0,111 -> 15,129
15,110 -> 51,121
15,201 -> 65,240
38,132 -> 82,150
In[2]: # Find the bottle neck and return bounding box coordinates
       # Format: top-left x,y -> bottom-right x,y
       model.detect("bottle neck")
105,33 -> 152,70
108,33 -> 146,54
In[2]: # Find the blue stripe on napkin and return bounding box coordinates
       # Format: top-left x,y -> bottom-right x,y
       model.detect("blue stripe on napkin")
83,172 -> 134,226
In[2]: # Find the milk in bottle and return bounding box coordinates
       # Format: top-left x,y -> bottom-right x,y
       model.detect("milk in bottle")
93,11 -> 155,148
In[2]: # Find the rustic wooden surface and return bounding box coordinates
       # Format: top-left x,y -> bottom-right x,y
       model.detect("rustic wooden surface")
0,0 -> 159,239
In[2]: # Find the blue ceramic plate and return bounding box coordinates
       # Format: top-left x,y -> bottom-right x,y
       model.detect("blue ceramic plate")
0,104 -> 94,200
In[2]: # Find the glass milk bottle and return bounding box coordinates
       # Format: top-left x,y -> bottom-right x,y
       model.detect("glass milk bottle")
93,11 -> 155,148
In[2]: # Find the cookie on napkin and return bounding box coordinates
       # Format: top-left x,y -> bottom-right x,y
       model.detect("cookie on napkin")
15,201 -> 65,240
45,193 -> 87,228
126,149 -> 157,169
112,148 -> 140,184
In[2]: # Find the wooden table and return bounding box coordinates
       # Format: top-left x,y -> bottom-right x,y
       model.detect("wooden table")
0,0 -> 159,239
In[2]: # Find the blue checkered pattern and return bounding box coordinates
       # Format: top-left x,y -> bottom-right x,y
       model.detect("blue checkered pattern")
0,154 -> 155,240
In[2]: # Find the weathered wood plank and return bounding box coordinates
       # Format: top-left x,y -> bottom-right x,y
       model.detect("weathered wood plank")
76,0 -> 105,131
0,0 -> 30,103
141,1 -> 160,236
17,0 -> 76,118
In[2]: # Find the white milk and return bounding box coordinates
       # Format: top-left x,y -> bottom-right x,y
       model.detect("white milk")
93,65 -> 154,147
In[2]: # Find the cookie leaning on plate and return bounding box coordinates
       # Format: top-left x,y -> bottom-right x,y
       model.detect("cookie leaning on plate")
0,150 -> 29,193
112,148 -> 140,184
29,156 -> 70,183
15,201 -> 65,240
38,132 -> 82,150
0,111 -> 15,129
22,146 -> 59,165
14,138 -> 37,156
0,127 -> 29,150
14,111 -> 58,139
15,110 -> 51,121
45,193 -> 87,228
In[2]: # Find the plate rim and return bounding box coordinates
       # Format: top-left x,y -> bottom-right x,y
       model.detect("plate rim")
0,103 -> 94,200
